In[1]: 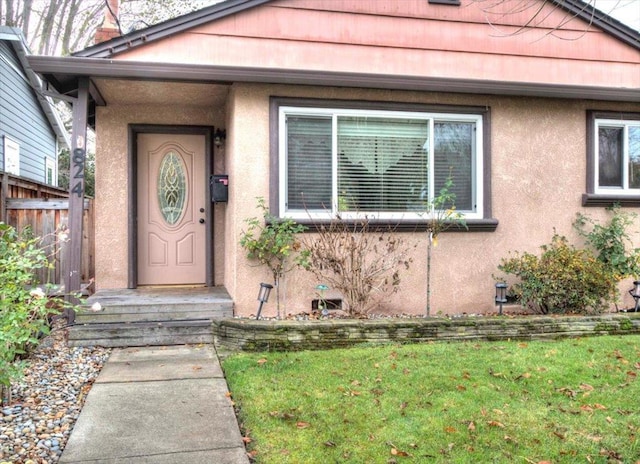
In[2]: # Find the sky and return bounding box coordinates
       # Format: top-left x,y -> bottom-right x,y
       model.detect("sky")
593,0 -> 640,31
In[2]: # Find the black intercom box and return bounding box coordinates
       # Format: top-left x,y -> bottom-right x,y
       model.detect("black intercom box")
211,175 -> 229,203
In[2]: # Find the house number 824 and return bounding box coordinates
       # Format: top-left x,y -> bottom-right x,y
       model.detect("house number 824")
71,148 -> 85,198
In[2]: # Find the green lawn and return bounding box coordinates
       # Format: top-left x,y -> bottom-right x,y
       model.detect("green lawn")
223,335 -> 640,463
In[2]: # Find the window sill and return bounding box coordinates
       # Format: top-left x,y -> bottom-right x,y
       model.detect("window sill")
284,218 -> 499,233
582,194 -> 640,207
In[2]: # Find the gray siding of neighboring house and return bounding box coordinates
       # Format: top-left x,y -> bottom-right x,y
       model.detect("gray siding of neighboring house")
0,40 -> 57,183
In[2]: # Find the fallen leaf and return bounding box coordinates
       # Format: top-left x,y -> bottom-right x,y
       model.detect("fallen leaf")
296,421 -> 310,429
580,383 -> 594,391
242,436 -> 252,444
390,448 -> 410,457
444,426 -> 457,433
593,403 -> 607,410
488,421 -> 505,428
518,343 -> 528,348
257,358 -> 268,365
324,441 -> 336,447
553,431 -> 565,440
468,421 -> 476,431
456,385 -> 466,391
192,365 -> 202,371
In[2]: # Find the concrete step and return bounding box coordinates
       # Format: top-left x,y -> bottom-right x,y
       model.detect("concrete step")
68,320 -> 214,348
68,287 -> 233,347
75,302 -> 233,323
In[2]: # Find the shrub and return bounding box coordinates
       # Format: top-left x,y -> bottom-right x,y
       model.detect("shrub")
239,198 -> 307,318
574,205 -> 640,280
297,215 -> 413,317
498,234 -> 618,315
0,223 -> 60,392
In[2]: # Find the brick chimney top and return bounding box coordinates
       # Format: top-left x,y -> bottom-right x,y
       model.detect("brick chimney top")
94,0 -> 120,44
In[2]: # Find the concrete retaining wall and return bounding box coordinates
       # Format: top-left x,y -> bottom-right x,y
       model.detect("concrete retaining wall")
212,314 -> 640,352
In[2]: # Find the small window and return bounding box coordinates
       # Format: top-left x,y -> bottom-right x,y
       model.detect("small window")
3,137 -> 20,176
278,105 -> 484,221
585,111 -> 640,206
45,157 -> 57,186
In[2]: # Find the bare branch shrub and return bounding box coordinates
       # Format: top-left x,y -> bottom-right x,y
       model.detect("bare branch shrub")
298,215 -> 414,317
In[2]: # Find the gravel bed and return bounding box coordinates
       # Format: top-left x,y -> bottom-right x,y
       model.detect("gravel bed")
0,322 -> 110,464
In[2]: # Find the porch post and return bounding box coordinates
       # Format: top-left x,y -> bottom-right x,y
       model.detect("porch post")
64,77 -> 89,323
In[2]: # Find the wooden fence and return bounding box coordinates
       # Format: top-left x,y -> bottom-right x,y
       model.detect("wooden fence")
1,173 -> 94,287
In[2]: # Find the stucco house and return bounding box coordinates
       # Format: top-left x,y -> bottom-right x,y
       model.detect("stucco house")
27,0 -> 640,320
0,27 -> 69,214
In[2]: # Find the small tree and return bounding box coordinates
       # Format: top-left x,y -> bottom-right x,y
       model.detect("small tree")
239,198 -> 306,318
421,176 -> 467,317
297,214 -> 414,317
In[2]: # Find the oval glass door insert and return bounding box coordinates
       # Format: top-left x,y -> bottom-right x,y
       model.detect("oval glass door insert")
158,151 -> 187,225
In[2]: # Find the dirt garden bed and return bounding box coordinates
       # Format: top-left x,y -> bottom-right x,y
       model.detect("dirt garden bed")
212,312 -> 640,352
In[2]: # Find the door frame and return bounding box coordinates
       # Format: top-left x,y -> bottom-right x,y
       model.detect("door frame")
128,124 -> 215,288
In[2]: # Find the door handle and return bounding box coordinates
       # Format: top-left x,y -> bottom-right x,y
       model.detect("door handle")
199,218 -> 205,224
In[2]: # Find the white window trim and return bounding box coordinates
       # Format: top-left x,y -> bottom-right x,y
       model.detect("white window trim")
278,106 -> 483,221
45,156 -> 57,186
594,118 -> 640,195
3,136 -> 20,176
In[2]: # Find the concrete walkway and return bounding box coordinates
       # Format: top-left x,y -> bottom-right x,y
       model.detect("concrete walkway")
59,345 -> 249,464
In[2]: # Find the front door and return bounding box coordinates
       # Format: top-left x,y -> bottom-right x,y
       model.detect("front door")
137,133 -> 206,285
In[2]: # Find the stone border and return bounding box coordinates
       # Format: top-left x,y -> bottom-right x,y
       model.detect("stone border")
212,313 -> 640,352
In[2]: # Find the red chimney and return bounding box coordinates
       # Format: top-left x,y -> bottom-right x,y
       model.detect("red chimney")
94,0 -> 120,44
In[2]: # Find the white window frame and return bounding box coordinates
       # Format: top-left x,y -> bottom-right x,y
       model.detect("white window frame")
3,136 -> 20,176
594,118 -> 640,195
45,156 -> 57,186
278,106 -> 483,221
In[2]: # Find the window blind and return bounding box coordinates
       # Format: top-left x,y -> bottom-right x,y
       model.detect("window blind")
286,115 -> 332,210
337,116 -> 429,212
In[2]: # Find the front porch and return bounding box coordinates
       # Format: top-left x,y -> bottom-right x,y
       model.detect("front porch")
68,287 -> 233,347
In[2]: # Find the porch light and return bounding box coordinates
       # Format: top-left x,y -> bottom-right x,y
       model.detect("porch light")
256,283 -> 273,319
214,129 -> 226,148
495,282 -> 508,316
629,280 -> 640,312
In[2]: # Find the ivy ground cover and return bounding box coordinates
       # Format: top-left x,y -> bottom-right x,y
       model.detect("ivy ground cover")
223,336 -> 640,463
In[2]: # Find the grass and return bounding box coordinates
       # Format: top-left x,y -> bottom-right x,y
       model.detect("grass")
223,336 -> 640,463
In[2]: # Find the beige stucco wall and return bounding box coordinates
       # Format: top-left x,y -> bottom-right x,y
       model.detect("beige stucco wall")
93,81 -> 640,316
223,83 -> 640,317
94,100 -> 225,289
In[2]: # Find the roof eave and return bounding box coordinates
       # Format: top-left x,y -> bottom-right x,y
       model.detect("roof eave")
27,55 -> 640,103
1,28 -> 71,149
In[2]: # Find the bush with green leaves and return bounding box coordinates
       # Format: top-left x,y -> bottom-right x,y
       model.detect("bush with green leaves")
574,205 -> 640,280
239,198 -> 307,318
498,234 -> 618,315
0,223 -> 59,391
